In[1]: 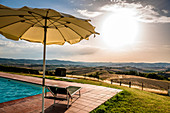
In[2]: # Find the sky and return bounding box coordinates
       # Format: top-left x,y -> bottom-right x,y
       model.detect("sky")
0,0 -> 170,63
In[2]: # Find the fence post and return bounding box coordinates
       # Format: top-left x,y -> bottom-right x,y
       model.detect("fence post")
120,81 -> 121,86
129,81 -> 131,88
111,79 -> 113,84
142,82 -> 144,90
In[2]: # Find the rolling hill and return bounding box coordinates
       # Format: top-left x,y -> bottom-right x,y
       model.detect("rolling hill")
0,58 -> 170,68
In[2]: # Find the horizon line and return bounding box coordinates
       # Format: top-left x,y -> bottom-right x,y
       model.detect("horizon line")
0,57 -> 170,64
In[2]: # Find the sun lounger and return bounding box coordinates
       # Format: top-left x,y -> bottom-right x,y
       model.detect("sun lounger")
45,85 -> 82,108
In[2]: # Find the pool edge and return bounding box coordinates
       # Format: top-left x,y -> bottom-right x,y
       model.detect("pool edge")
0,93 -> 42,108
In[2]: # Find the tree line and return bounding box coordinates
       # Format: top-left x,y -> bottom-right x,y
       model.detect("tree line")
115,70 -> 169,80
0,65 -> 39,74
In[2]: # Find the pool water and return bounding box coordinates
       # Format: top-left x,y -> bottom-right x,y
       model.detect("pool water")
0,77 -> 42,103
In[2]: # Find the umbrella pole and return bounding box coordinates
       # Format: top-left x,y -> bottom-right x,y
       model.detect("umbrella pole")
42,37 -> 46,113
42,19 -> 47,113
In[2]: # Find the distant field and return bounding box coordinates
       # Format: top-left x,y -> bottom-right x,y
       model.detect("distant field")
65,66 -> 170,91
1,64 -> 169,92
106,74 -> 170,90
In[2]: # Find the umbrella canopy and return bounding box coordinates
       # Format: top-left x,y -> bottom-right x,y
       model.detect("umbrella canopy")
0,4 -> 99,113
0,4 -> 98,44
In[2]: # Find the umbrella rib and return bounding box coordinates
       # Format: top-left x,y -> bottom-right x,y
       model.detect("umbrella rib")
50,18 -> 94,34
17,8 -> 45,18
18,11 -> 50,39
15,17 -> 46,39
0,18 -> 44,29
48,18 -> 88,40
0,15 -> 37,17
27,10 -> 45,18
29,13 -> 44,26
47,17 -> 64,27
57,28 -> 67,42
27,19 -> 45,27
0,20 -> 23,29
67,22 -> 94,34
47,19 -> 59,27
18,26 -> 32,39
18,19 -> 44,39
49,18 -> 67,26
47,19 -> 67,41
23,17 -> 43,26
66,25 -> 84,38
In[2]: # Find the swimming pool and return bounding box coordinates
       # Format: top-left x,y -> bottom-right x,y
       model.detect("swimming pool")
0,77 -> 42,103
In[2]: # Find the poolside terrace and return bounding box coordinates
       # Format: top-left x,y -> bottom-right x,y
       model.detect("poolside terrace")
0,72 -> 122,113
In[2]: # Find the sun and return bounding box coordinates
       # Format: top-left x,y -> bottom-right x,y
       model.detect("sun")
102,9 -> 139,49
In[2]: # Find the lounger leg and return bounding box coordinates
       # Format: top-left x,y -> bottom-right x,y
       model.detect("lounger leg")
67,98 -> 69,108
67,92 -> 69,108
54,99 -> 55,104
79,90 -> 81,97
54,94 -> 57,104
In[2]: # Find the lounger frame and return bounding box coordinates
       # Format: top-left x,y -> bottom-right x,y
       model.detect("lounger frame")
45,85 -> 81,108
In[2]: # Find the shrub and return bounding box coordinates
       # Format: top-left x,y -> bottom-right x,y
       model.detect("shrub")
0,65 -> 39,74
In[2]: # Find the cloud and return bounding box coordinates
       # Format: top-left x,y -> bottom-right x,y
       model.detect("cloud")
162,10 -> 168,14
76,47 -> 99,55
77,2 -> 170,23
100,2 -> 170,23
77,9 -> 102,18
0,36 -> 42,48
0,36 -> 43,59
0,33 -> 101,60
47,44 -> 99,56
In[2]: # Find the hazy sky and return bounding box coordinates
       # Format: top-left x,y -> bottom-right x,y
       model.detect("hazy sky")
0,0 -> 170,63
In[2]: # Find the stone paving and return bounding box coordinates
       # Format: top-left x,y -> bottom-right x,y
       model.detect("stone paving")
0,72 -> 122,113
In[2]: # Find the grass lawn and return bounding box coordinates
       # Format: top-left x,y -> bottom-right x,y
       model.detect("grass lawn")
1,72 -> 170,113
91,86 -> 170,113
65,79 -> 170,113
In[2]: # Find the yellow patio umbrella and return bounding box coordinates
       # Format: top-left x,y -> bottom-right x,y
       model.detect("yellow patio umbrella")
0,4 -> 99,113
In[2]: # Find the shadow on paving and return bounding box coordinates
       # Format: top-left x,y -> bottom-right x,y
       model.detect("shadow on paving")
44,104 -> 68,113
43,94 -> 80,113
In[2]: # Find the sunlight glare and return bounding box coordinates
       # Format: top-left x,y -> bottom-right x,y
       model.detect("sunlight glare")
102,8 -> 139,49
